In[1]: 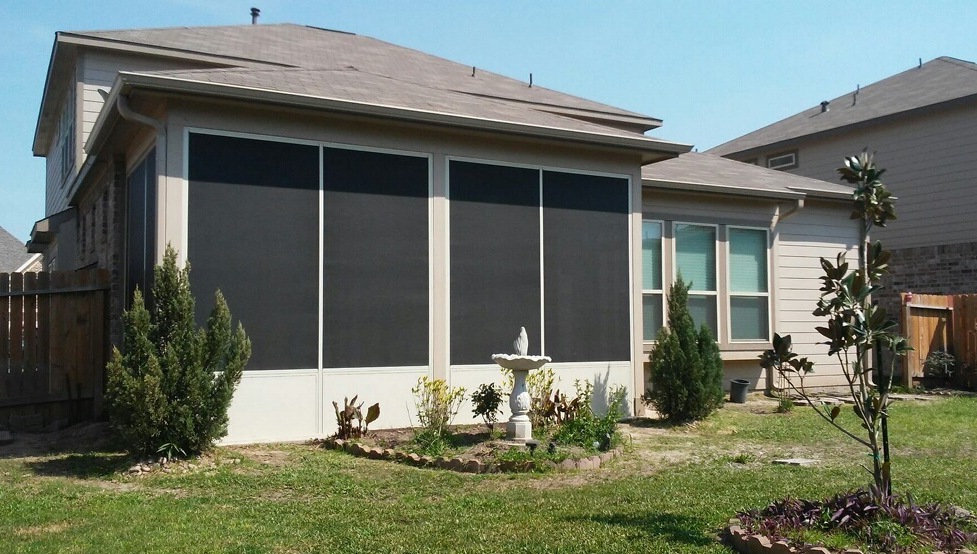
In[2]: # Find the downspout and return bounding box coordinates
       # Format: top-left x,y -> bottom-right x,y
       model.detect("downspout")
767,197 -> 805,394
115,93 -> 168,262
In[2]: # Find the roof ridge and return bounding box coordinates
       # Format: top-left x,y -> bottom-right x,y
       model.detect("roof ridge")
937,56 -> 977,72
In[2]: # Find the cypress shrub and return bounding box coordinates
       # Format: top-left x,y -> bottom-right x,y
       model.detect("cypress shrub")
648,276 -> 724,422
106,245 -> 251,456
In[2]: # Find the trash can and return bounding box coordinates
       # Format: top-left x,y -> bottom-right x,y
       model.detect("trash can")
729,379 -> 750,403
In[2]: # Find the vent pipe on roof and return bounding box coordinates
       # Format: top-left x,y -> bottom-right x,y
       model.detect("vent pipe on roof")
251,7 -> 260,24
853,84 -> 860,106
919,57 -> 923,69
820,100 -> 830,113
529,73 -> 533,88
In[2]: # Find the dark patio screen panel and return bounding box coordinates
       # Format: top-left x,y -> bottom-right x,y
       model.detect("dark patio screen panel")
125,149 -> 156,307
321,147 -> 429,368
449,161 -> 541,365
188,133 -> 320,371
542,171 -> 631,362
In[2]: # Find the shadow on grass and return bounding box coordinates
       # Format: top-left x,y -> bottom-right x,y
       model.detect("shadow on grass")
26,452 -> 133,479
566,511 -> 715,547
623,417 -> 679,429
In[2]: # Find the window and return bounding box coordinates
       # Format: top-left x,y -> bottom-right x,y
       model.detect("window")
641,221 -> 771,348
675,223 -> 718,338
727,227 -> 769,341
767,151 -> 797,171
641,221 -> 663,340
58,87 -> 75,186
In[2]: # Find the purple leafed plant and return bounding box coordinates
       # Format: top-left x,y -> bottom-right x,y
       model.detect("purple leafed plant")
737,490 -> 977,553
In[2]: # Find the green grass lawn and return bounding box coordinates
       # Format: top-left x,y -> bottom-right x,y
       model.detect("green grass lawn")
1,396 -> 974,553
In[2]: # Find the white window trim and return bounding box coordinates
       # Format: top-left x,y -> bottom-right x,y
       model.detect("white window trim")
767,151 -> 797,171
672,221 -> 719,338
725,225 -> 772,343
641,219 -> 665,341
641,220 -> 773,353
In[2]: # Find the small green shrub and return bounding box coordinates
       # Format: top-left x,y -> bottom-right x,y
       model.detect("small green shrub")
552,381 -> 627,451
410,428 -> 455,457
105,245 -> 251,456
470,383 -> 505,431
923,349 -> 957,380
496,445 -> 568,469
411,376 -> 465,439
647,276 -> 724,422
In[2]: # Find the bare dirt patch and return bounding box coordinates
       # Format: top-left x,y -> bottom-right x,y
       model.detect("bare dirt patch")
0,422 -> 112,460
13,522 -> 71,537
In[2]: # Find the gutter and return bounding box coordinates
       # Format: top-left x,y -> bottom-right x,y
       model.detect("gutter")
86,72 -> 691,163
642,178 -> 806,201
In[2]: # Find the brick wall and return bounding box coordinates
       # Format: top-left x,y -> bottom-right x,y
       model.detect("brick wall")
72,158 -> 126,349
878,241 -> 977,329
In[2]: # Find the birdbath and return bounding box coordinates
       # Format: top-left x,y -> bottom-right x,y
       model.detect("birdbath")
492,327 -> 551,443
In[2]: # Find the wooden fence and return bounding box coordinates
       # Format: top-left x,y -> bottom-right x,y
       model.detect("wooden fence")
901,292 -> 977,387
1,269 -> 110,429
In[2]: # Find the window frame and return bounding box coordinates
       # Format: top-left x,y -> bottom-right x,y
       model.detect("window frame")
641,219 -> 665,341
767,151 -> 798,171
640,219 -> 774,354
724,225 -> 771,344
672,221 -> 720,339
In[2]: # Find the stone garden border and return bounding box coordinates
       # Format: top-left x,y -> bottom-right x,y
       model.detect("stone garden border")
726,518 -> 975,554
321,437 -> 623,473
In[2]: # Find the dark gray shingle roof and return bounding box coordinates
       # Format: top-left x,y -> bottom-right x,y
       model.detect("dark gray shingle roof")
642,152 -> 853,199
66,23 -> 660,132
0,226 -> 32,273
709,57 -> 977,156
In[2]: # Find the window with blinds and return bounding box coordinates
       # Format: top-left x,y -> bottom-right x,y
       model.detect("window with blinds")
728,227 -> 769,341
642,221 -> 663,340
675,223 -> 718,338
640,221 -> 771,348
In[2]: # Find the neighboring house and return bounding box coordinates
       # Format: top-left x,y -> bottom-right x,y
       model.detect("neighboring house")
27,21 -> 857,442
708,56 -> 977,320
0,226 -> 42,273
641,153 -> 856,389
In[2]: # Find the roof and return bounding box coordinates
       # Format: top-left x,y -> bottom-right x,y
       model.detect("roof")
709,57 -> 977,157
0,226 -> 34,273
641,152 -> 853,200
38,24 -> 688,159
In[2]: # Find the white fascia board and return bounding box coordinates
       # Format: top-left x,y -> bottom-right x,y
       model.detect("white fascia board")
642,178 -> 807,201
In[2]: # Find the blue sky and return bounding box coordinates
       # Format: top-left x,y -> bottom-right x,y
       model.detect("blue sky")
2,0 -> 975,240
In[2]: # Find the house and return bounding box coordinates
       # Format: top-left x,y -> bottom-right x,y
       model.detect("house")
27,21 -> 858,442
640,153 -> 856,389
0,226 -> 41,273
708,56 -> 977,321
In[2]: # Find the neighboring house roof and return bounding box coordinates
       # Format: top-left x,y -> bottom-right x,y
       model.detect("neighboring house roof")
38,24 -> 688,160
642,152 -> 853,200
0,226 -> 37,273
709,56 -> 977,157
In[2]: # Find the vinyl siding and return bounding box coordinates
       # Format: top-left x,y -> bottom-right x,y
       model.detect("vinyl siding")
45,70 -> 77,216
748,103 -> 977,250
80,51 -> 218,147
642,188 -> 860,388
776,201 -> 860,385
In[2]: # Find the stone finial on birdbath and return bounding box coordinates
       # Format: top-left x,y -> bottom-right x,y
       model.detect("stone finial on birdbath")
492,327 -> 551,443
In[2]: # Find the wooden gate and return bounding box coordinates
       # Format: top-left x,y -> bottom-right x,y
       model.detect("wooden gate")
901,292 -> 977,387
1,269 -> 110,429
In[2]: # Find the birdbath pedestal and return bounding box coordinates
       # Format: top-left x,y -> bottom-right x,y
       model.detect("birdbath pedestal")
492,354 -> 551,442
